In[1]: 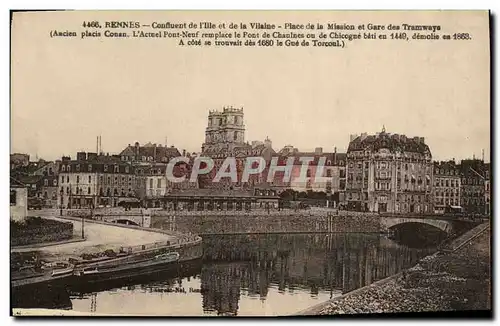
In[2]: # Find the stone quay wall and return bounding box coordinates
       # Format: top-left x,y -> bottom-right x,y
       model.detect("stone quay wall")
296,222 -> 491,315
151,210 -> 382,235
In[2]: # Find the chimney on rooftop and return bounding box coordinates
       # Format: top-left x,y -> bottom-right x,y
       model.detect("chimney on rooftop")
76,152 -> 87,161
314,147 -> 323,155
182,149 -> 186,156
87,152 -> 97,161
135,142 -> 140,157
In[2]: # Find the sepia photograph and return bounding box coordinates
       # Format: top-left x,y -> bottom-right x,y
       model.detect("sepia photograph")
9,9 -> 491,317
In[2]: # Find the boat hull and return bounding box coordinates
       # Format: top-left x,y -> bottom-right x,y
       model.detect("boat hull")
72,257 -> 199,284
70,258 -> 202,291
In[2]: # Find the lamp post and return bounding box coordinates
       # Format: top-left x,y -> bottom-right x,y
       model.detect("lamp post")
82,213 -> 85,239
59,188 -> 63,216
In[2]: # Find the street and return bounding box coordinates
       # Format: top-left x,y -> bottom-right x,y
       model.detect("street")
20,209 -> 174,259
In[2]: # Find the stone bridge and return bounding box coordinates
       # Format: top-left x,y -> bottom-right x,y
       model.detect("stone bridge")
94,213 -> 151,228
380,216 -> 454,234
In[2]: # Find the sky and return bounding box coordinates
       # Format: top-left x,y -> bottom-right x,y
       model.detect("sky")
11,11 -> 490,162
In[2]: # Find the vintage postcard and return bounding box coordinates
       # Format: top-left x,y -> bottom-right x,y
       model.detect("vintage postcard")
10,10 -> 491,317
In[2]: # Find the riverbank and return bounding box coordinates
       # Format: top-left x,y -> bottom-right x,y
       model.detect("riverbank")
296,222 -> 491,316
11,212 -> 203,289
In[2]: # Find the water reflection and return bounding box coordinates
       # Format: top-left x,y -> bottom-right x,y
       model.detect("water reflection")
12,233 -> 435,316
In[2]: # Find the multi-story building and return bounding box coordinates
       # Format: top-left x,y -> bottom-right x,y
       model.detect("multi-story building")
10,177 -> 28,223
10,153 -> 30,170
165,160 -> 199,191
275,146 -> 347,205
58,152 -> 136,208
200,107 -> 275,190
135,163 -> 167,207
330,151 -> 347,205
432,161 -> 461,214
459,159 -> 488,215
345,128 -> 433,213
11,159 -> 61,208
119,142 -> 181,163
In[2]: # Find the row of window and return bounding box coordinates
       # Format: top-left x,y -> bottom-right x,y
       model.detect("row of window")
462,178 -> 486,185
435,198 -> 460,206
464,198 -> 485,205
60,165 -> 130,173
60,186 -> 134,196
461,191 -> 485,197
149,178 -> 163,188
122,155 -> 163,162
61,175 -> 92,184
60,175 -> 138,185
148,189 -> 165,197
345,192 -> 430,203
435,168 -> 459,176
60,186 -> 92,195
375,182 -> 391,190
435,190 -> 459,197
348,161 -> 430,171
100,176 -> 134,185
43,179 -> 58,186
434,178 -> 459,188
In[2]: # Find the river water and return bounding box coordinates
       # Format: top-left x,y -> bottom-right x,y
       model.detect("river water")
12,233 -> 436,316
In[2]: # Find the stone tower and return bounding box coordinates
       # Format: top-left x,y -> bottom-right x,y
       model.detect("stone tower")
203,106 -> 245,150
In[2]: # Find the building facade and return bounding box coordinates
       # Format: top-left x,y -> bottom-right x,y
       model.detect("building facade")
275,146 -> 347,206
10,153 -> 30,170
459,159 -> 488,215
135,163 -> 167,207
10,177 -> 28,223
345,129 -> 433,214
58,152 -> 136,208
165,160 -> 199,191
432,161 -> 461,214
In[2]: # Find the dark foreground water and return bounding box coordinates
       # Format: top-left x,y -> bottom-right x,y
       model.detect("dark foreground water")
12,233 -> 436,316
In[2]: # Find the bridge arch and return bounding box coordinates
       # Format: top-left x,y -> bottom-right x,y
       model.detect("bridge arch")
381,217 -> 453,234
110,218 -> 140,226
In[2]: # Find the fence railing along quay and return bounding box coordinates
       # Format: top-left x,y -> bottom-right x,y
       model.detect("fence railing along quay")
150,208 -> 380,218
440,222 -> 490,253
57,211 -> 202,255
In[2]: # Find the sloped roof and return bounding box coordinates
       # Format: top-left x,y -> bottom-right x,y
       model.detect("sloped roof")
11,173 -> 43,185
120,145 -> 181,160
10,176 -> 27,188
347,132 -> 431,155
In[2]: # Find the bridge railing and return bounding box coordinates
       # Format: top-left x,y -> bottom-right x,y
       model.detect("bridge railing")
150,209 -> 379,218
